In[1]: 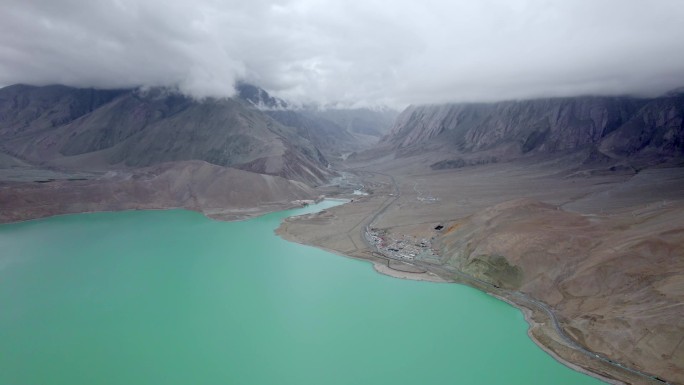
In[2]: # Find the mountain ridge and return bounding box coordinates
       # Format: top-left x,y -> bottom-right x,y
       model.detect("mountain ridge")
0,84 -> 335,185
235,82 -> 397,159
379,94 -> 683,168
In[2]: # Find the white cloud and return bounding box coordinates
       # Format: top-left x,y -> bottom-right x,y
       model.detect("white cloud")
1,0 -> 683,107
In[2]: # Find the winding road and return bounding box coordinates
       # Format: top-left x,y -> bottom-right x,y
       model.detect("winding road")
356,169 -> 670,385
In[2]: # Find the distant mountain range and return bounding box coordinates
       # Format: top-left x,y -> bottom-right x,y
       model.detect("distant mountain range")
378,93 -> 684,169
2,82 -> 682,227
236,83 -> 397,157
0,84 -> 396,185
0,83 -> 397,222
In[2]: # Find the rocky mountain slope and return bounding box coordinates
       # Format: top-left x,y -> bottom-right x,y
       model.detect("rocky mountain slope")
306,107 -> 396,138
265,110 -> 364,159
0,84 -> 333,185
437,198 -> 684,382
381,94 -> 683,167
341,93 -> 684,383
0,82 -> 397,224
0,84 -> 128,139
236,83 -> 396,159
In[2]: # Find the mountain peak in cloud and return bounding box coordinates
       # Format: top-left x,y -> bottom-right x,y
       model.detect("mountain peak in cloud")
2,0 -> 683,107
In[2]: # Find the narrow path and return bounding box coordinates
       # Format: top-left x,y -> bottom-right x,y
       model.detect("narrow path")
353,169 -> 670,385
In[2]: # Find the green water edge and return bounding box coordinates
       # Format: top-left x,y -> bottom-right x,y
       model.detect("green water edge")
0,200 -> 606,385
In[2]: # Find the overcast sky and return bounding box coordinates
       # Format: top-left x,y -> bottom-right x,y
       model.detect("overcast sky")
2,0 -> 683,107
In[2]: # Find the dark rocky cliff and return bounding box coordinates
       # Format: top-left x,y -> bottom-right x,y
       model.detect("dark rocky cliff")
0,84 -> 128,137
382,94 -> 684,165
0,85 -> 334,185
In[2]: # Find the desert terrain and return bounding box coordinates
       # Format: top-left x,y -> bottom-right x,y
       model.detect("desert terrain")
278,155 -> 684,385
0,160 -> 319,223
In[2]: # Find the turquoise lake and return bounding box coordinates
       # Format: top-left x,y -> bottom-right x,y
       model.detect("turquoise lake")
0,200 -> 605,384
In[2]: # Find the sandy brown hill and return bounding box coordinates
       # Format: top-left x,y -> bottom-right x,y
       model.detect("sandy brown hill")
437,198 -> 684,383
0,160 -> 316,223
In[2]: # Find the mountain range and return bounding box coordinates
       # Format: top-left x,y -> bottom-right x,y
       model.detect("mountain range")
378,93 -> 683,169
0,83 -> 395,221
1,82 -> 683,384
278,90 -> 684,384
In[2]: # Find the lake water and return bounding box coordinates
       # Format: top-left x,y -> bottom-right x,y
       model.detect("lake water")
0,201 -> 605,385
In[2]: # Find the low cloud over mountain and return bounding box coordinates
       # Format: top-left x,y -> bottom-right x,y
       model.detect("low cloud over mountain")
2,0 -> 684,107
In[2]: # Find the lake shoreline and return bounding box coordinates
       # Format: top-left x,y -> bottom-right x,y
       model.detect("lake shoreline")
0,201 -> 306,226
280,224 -> 629,385
274,198 -> 647,385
